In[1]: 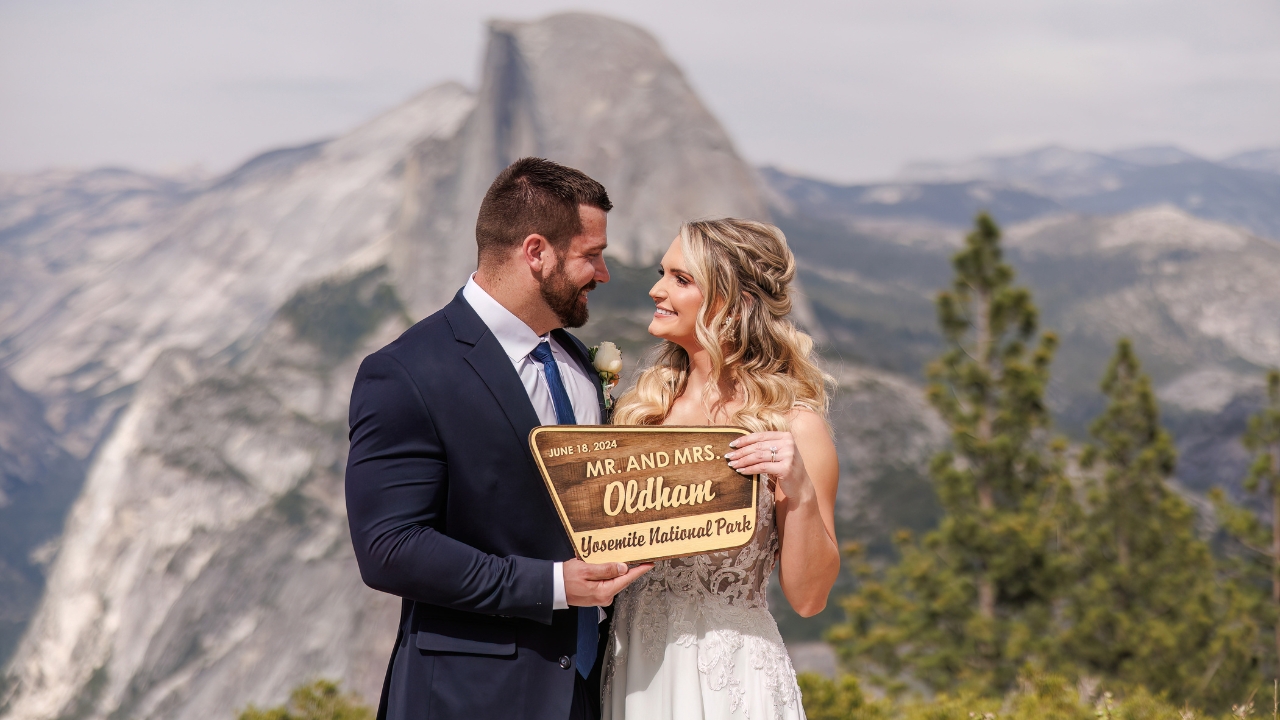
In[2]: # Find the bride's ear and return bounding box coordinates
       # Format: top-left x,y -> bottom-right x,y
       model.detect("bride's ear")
719,292 -> 754,326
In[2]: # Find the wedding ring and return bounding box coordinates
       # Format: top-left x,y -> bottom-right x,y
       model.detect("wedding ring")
770,445 -> 777,462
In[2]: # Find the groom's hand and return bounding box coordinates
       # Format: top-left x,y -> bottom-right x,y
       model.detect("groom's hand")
564,559 -> 653,606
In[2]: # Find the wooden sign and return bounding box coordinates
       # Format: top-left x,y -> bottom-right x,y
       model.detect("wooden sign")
529,426 -> 759,565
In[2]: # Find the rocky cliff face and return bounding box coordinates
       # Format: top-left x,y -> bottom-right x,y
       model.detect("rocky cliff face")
0,368 -> 83,666
0,82 -> 477,719
0,84 -> 475,454
0,83 -> 477,716
2,271 -> 407,720
0,13 -> 795,720
1005,207 -> 1280,374
0,168 -> 191,456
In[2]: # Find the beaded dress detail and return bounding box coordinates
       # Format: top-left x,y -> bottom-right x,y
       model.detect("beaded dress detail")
602,478 -> 804,720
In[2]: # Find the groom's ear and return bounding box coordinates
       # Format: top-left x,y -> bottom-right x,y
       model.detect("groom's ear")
520,233 -> 556,275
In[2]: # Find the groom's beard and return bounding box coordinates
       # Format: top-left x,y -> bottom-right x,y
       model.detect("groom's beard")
540,268 -> 595,329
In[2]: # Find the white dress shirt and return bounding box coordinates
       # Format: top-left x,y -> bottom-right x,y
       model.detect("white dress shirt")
461,275 -> 600,613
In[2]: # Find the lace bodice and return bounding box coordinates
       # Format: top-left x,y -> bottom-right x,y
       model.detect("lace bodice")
632,477 -> 779,608
604,479 -> 803,720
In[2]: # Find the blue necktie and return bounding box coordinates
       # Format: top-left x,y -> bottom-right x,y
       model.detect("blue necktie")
529,341 -> 598,678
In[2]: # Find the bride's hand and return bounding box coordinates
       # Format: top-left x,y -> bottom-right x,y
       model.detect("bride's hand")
724,431 -> 812,503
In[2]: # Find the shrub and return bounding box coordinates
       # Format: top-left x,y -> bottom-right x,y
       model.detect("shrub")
798,671 -> 1251,720
237,680 -> 372,720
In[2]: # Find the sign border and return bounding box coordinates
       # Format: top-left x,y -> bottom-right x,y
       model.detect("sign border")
529,425 -> 759,565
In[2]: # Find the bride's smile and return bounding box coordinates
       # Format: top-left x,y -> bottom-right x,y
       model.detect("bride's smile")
647,239 -> 704,346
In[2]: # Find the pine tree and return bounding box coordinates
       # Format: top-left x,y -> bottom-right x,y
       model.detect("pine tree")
1212,369 -> 1280,678
831,213 -> 1074,693
1063,339 -> 1257,706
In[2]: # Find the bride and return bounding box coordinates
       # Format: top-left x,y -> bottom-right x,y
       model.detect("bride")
603,219 -> 840,720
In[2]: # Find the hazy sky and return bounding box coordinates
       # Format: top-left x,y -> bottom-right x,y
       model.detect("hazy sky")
2,0 -> 1278,182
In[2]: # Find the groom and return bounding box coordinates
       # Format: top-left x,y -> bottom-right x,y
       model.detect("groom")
345,157 -> 649,720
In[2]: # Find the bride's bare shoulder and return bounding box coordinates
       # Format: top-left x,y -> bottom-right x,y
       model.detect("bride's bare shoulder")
788,408 -> 838,489
787,406 -> 831,439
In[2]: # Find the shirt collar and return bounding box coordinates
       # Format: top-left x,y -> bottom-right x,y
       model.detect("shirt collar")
461,273 -> 548,362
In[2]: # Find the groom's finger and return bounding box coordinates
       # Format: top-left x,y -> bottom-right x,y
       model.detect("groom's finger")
601,563 -> 653,594
580,561 -> 629,581
606,563 -> 655,586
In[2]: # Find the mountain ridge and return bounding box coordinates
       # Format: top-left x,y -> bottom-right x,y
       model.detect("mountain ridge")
893,144 -> 1280,240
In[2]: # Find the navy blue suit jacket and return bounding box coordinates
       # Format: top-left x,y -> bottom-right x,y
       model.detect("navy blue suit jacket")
346,290 -> 607,720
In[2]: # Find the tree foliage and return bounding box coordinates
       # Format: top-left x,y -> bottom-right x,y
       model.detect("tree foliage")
1062,340 -> 1259,706
827,212 -> 1264,707
1212,369 -> 1280,678
830,213 -> 1074,693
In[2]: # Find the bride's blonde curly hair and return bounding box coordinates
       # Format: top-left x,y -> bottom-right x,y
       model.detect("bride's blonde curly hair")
611,219 -> 831,433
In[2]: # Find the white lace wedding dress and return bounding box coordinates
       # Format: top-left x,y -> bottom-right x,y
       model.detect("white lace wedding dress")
602,479 -> 805,720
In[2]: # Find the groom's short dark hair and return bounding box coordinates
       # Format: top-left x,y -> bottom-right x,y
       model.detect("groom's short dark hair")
476,157 -> 612,262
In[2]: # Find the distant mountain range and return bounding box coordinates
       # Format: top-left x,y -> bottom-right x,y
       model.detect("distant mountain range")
766,143 -> 1280,239
1,11 -> 1277,719
898,144 -> 1280,239
763,152 -> 1280,492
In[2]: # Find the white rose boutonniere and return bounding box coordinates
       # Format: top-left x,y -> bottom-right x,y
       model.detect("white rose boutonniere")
589,341 -> 622,414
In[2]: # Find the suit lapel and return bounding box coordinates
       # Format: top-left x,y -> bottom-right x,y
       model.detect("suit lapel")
445,292 -> 543,443
446,291 -> 575,556
446,288 -> 607,433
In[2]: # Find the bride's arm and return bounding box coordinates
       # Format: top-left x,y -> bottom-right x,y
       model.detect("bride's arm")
725,410 -> 840,617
